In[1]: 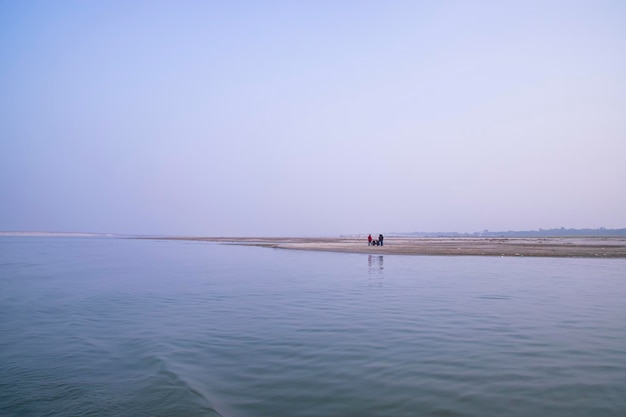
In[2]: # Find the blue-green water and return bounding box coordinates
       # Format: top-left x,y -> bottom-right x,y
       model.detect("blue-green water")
1,237 -> 626,417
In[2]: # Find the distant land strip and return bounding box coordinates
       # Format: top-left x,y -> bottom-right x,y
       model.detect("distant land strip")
139,237 -> 626,258
385,227 -> 626,238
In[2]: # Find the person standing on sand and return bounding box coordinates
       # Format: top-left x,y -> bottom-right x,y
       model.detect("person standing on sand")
379,234 -> 384,246
368,234 -> 372,246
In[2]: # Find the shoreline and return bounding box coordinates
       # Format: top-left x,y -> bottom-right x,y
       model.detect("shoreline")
137,236 -> 626,258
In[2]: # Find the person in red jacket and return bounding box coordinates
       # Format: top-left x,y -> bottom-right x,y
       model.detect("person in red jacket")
368,234 -> 372,246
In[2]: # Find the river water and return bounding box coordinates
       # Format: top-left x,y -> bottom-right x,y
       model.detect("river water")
1,237 -> 625,417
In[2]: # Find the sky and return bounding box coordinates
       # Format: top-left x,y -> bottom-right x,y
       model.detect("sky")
1,1 -> 625,236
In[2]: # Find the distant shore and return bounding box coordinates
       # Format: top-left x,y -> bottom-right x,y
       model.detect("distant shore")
139,236 -> 626,258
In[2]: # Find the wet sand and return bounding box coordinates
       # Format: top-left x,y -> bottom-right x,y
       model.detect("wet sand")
143,236 -> 626,258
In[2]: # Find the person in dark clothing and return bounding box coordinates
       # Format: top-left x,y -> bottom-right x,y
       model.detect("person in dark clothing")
368,234 -> 372,246
379,234 -> 384,246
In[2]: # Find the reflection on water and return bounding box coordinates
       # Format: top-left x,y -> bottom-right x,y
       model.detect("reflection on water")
368,255 -> 384,287
367,254 -> 384,273
2,238 -> 626,417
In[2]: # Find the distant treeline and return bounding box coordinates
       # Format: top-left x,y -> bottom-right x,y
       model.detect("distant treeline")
393,228 -> 626,238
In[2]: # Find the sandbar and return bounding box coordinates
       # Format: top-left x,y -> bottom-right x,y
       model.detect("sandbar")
141,236 -> 626,258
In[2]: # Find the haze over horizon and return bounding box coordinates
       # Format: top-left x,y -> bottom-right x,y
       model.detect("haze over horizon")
2,1 -> 625,237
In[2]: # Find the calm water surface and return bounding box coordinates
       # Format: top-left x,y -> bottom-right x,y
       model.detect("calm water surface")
1,237 -> 625,416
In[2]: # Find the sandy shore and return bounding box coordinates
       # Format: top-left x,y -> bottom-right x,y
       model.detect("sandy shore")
142,236 -> 626,258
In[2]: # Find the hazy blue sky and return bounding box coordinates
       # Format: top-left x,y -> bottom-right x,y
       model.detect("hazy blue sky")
1,1 -> 625,236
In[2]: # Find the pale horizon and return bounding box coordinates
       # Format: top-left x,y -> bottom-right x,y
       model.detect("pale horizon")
1,226 -> 625,239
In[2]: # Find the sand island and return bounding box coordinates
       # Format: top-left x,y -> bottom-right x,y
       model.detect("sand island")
142,236 -> 626,258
